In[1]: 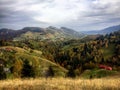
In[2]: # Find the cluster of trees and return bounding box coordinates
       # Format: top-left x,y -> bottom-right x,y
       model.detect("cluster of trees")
0,58 -> 55,80
44,31 -> 120,77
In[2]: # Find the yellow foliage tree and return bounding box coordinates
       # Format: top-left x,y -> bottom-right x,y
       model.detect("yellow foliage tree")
13,59 -> 23,78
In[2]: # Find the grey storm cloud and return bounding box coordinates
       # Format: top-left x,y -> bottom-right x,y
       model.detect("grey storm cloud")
0,0 -> 120,31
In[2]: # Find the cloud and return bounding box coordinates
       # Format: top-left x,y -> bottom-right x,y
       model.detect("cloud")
0,0 -> 120,30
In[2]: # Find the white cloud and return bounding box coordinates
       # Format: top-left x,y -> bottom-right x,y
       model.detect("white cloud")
0,0 -> 120,30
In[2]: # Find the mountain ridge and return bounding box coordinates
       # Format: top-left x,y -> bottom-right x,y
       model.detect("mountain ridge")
0,26 -> 84,41
81,24 -> 120,35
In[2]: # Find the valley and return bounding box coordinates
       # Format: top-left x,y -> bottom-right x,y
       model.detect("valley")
1,0 -> 120,89
0,26 -> 120,90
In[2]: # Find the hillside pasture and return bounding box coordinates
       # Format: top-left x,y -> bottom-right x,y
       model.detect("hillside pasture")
0,78 -> 120,90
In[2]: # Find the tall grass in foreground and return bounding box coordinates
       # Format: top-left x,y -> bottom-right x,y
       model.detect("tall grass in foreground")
0,78 -> 120,90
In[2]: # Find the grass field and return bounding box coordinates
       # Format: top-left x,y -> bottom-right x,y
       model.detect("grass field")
0,77 -> 120,90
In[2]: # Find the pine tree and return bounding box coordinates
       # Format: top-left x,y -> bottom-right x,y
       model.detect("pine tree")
21,60 -> 35,78
67,67 -> 76,78
0,65 -> 6,80
46,66 -> 54,78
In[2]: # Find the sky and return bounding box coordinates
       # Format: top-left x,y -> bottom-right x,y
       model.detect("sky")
0,0 -> 120,31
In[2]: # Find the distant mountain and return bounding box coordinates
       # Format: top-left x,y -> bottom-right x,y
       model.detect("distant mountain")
22,27 -> 45,33
82,25 -> 120,35
100,25 -> 120,34
0,28 -> 18,40
0,26 -> 84,41
0,27 -> 45,40
61,27 -> 84,38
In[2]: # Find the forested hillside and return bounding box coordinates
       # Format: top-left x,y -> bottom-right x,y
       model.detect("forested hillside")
0,30 -> 120,79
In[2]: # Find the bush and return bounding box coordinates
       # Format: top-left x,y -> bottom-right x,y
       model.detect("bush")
21,60 -> 35,78
0,66 -> 6,80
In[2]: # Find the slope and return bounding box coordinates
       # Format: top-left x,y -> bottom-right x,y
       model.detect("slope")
0,46 -> 67,78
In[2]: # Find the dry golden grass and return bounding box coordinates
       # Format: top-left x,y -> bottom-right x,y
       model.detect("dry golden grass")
0,77 -> 120,90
